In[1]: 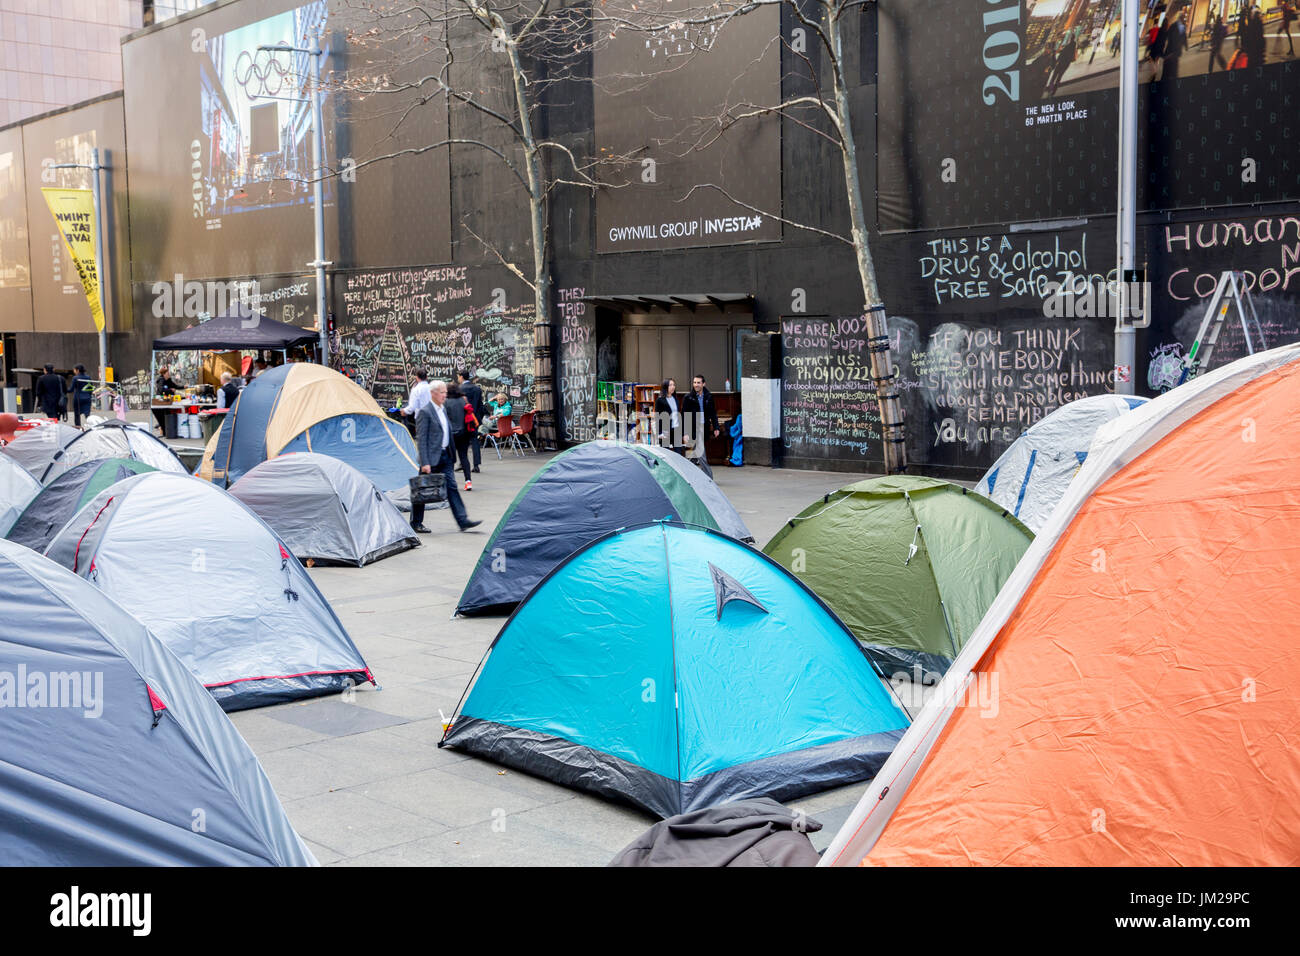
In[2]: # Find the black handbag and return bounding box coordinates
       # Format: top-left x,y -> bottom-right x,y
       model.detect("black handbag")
409,471 -> 447,504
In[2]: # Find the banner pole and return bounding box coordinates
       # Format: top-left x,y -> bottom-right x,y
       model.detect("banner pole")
91,148 -> 110,410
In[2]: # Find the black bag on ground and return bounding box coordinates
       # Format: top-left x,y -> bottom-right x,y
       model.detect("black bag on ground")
409,471 -> 447,504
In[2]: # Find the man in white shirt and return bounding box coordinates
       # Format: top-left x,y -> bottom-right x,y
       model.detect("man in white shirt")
401,369 -> 433,418
411,380 -> 480,533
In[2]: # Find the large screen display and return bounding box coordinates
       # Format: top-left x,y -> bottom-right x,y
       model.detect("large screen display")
123,0 -> 451,281
877,0 -> 1300,231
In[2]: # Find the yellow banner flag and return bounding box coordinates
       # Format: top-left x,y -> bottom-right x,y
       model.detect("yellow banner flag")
41,187 -> 105,333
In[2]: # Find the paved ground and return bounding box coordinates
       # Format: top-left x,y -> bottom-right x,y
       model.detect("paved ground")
201,446 -> 930,866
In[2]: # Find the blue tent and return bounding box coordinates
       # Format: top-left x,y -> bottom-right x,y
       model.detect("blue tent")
200,363 -> 418,491
441,522 -> 909,818
455,441 -> 753,616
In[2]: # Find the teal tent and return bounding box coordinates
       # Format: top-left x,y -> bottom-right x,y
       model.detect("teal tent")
441,522 -> 909,818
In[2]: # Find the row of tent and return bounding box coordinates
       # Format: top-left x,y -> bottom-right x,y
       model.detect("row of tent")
7,343 -> 1296,864
0,367 -> 433,864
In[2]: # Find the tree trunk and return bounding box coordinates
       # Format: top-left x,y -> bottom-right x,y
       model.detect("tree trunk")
827,8 -> 907,473
508,38 -> 558,449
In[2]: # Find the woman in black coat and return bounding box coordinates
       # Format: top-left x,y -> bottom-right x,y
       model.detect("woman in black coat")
445,384 -> 475,491
653,378 -> 685,456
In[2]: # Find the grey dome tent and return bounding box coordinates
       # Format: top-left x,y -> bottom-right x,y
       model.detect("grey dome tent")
229,452 -> 419,566
44,472 -> 375,711
40,420 -> 187,482
0,538 -> 316,865
0,423 -> 82,478
6,457 -> 157,552
0,455 -> 40,537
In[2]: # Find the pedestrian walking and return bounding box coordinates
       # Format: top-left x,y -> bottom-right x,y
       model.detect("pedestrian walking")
445,383 -> 475,491
35,364 -> 66,420
1282,0 -> 1297,55
410,380 -> 480,534
69,364 -> 93,426
1209,14 -> 1229,71
457,369 -> 485,473
654,378 -> 685,456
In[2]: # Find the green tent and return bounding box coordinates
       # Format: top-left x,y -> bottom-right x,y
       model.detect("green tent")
763,476 -> 1032,681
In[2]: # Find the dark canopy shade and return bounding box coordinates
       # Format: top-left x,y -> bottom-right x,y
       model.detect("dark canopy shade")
152,310 -> 317,351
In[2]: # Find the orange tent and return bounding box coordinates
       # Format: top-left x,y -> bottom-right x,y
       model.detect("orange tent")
823,345 -> 1300,866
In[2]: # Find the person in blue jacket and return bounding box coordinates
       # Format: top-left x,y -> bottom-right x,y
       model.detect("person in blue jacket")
70,365 -> 94,426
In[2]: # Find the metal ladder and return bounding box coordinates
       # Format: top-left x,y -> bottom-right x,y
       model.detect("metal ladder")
1179,271 -> 1266,385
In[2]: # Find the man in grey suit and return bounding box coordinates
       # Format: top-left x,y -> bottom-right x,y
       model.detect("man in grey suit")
412,380 -> 481,533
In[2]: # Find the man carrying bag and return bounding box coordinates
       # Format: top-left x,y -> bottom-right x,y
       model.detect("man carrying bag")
410,380 -> 481,534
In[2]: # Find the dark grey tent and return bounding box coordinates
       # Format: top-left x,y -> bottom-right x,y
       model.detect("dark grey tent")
151,310 -> 317,351
0,538 -> 316,865
229,452 -> 419,566
6,458 -> 156,552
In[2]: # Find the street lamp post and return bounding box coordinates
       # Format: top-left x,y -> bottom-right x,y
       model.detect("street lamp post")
259,40 -> 331,366
51,149 -> 110,410
1114,0 -> 1146,394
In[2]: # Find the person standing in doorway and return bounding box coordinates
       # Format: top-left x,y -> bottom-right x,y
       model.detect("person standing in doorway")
70,365 -> 93,426
682,374 -> 720,464
654,378 -> 684,456
36,364 -> 66,420
457,369 -> 485,473
410,380 -> 480,534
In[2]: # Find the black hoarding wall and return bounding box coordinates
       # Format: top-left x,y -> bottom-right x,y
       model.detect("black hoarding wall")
876,0 -> 1300,232
1143,212 -> 1300,393
115,272 -> 317,407
331,265 -> 536,413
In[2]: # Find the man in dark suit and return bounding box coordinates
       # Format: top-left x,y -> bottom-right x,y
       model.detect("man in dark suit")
35,364 -> 66,420
457,369 -> 485,472
682,374 -> 720,461
412,380 -> 481,533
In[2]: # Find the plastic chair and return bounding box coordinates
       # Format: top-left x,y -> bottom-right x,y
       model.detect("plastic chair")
484,416 -> 519,460
515,411 -> 538,453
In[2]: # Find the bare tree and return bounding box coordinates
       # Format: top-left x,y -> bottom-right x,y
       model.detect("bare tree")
335,0 -> 611,447
594,0 -> 907,473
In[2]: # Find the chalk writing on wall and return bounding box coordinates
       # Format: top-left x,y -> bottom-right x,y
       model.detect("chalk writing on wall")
919,233 -> 1108,305
781,314 -> 1114,471
557,286 -> 596,443
335,266 -> 536,412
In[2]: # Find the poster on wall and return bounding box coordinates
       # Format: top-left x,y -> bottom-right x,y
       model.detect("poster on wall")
877,0 -> 1300,232
593,1 -> 782,253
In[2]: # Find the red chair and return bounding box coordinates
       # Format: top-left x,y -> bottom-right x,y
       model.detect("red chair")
484,416 -> 519,460
514,411 -> 538,453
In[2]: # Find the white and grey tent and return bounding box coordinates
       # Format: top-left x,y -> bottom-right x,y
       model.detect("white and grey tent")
0,455 -> 40,536
229,453 -> 419,566
0,423 -> 82,478
978,394 -> 1149,532
39,420 -> 188,482
44,472 -> 375,712
0,538 -> 316,865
